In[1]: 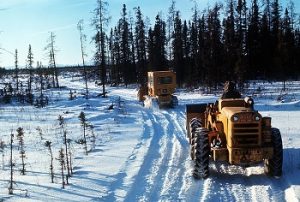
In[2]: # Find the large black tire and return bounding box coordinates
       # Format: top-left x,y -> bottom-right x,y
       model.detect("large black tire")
190,144 -> 196,160
189,118 -> 202,145
189,118 -> 203,158
171,95 -> 178,107
264,128 -> 283,177
193,127 -> 210,179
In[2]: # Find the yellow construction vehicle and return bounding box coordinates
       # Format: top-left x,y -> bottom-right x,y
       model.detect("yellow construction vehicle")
138,71 -> 178,108
186,97 -> 283,178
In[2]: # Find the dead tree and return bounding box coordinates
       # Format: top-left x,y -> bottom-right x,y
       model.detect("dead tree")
67,139 -> 73,175
15,49 -> 19,92
9,131 -> 14,195
0,140 -> 5,170
77,19 -> 89,99
45,32 -> 59,88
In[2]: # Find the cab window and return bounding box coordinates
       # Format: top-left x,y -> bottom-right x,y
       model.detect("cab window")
158,76 -> 172,84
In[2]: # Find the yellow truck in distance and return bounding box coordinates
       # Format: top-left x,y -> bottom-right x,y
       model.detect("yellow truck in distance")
138,71 -> 178,108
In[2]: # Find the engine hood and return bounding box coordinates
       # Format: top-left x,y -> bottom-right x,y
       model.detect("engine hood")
221,107 -> 255,118
221,107 -> 262,123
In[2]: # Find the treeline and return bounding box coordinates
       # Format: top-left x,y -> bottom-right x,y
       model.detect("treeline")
101,0 -> 300,88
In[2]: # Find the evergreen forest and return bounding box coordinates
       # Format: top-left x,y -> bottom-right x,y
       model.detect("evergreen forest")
102,0 -> 300,89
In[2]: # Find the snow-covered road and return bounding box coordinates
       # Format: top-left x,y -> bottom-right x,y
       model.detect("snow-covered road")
106,87 -> 300,202
1,79 -> 299,201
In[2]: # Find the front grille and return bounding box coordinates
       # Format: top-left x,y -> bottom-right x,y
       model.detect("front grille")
233,123 -> 260,146
162,89 -> 168,94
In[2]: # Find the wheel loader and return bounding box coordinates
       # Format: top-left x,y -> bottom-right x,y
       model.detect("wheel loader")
138,71 -> 178,108
186,96 -> 283,179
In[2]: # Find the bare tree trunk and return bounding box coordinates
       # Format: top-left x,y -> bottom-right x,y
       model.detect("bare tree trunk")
15,49 -> 19,91
64,131 -> 71,179
83,124 -> 87,154
58,115 -> 70,182
50,147 -> 54,183
67,140 -> 73,175
45,141 -> 54,183
77,20 -> 89,99
50,33 -> 59,88
9,131 -> 14,195
59,149 -> 65,189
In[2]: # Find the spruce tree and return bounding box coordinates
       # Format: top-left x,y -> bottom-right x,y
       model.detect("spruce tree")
173,11 -> 184,86
167,0 -> 176,64
148,14 -> 167,70
119,4 -> 131,86
129,15 -> 137,84
182,20 -> 191,84
45,141 -> 54,183
113,26 -> 121,85
58,148 -> 65,189
58,115 -> 70,181
247,0 -> 261,78
205,4 -> 223,89
17,127 -> 26,175
92,0 -> 110,97
223,0 -> 236,80
78,112 -> 88,154
281,7 -> 295,85
26,45 -> 34,95
15,49 -> 19,92
235,0 -> 248,83
135,6 -> 147,86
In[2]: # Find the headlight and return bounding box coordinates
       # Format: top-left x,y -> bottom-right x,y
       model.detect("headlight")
254,115 -> 260,121
233,115 -> 239,122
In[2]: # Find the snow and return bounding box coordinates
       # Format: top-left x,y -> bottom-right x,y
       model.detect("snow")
0,76 -> 300,202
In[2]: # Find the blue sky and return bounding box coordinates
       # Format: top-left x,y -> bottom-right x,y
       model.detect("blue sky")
0,0 -> 299,68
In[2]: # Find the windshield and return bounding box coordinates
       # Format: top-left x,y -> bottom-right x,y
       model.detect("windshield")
158,76 -> 172,84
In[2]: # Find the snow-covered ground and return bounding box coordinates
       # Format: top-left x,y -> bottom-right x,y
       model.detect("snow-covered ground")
0,76 -> 299,202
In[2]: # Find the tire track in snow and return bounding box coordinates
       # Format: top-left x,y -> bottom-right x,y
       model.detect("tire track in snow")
125,105 -> 205,201
107,95 -> 205,201
158,109 -> 189,200
245,167 -> 286,202
200,162 -> 287,202
194,163 -> 250,202
99,97 -> 179,201
203,163 -> 258,202
171,107 -> 206,201
124,109 -> 173,201
99,105 -> 148,201
159,107 -> 207,202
